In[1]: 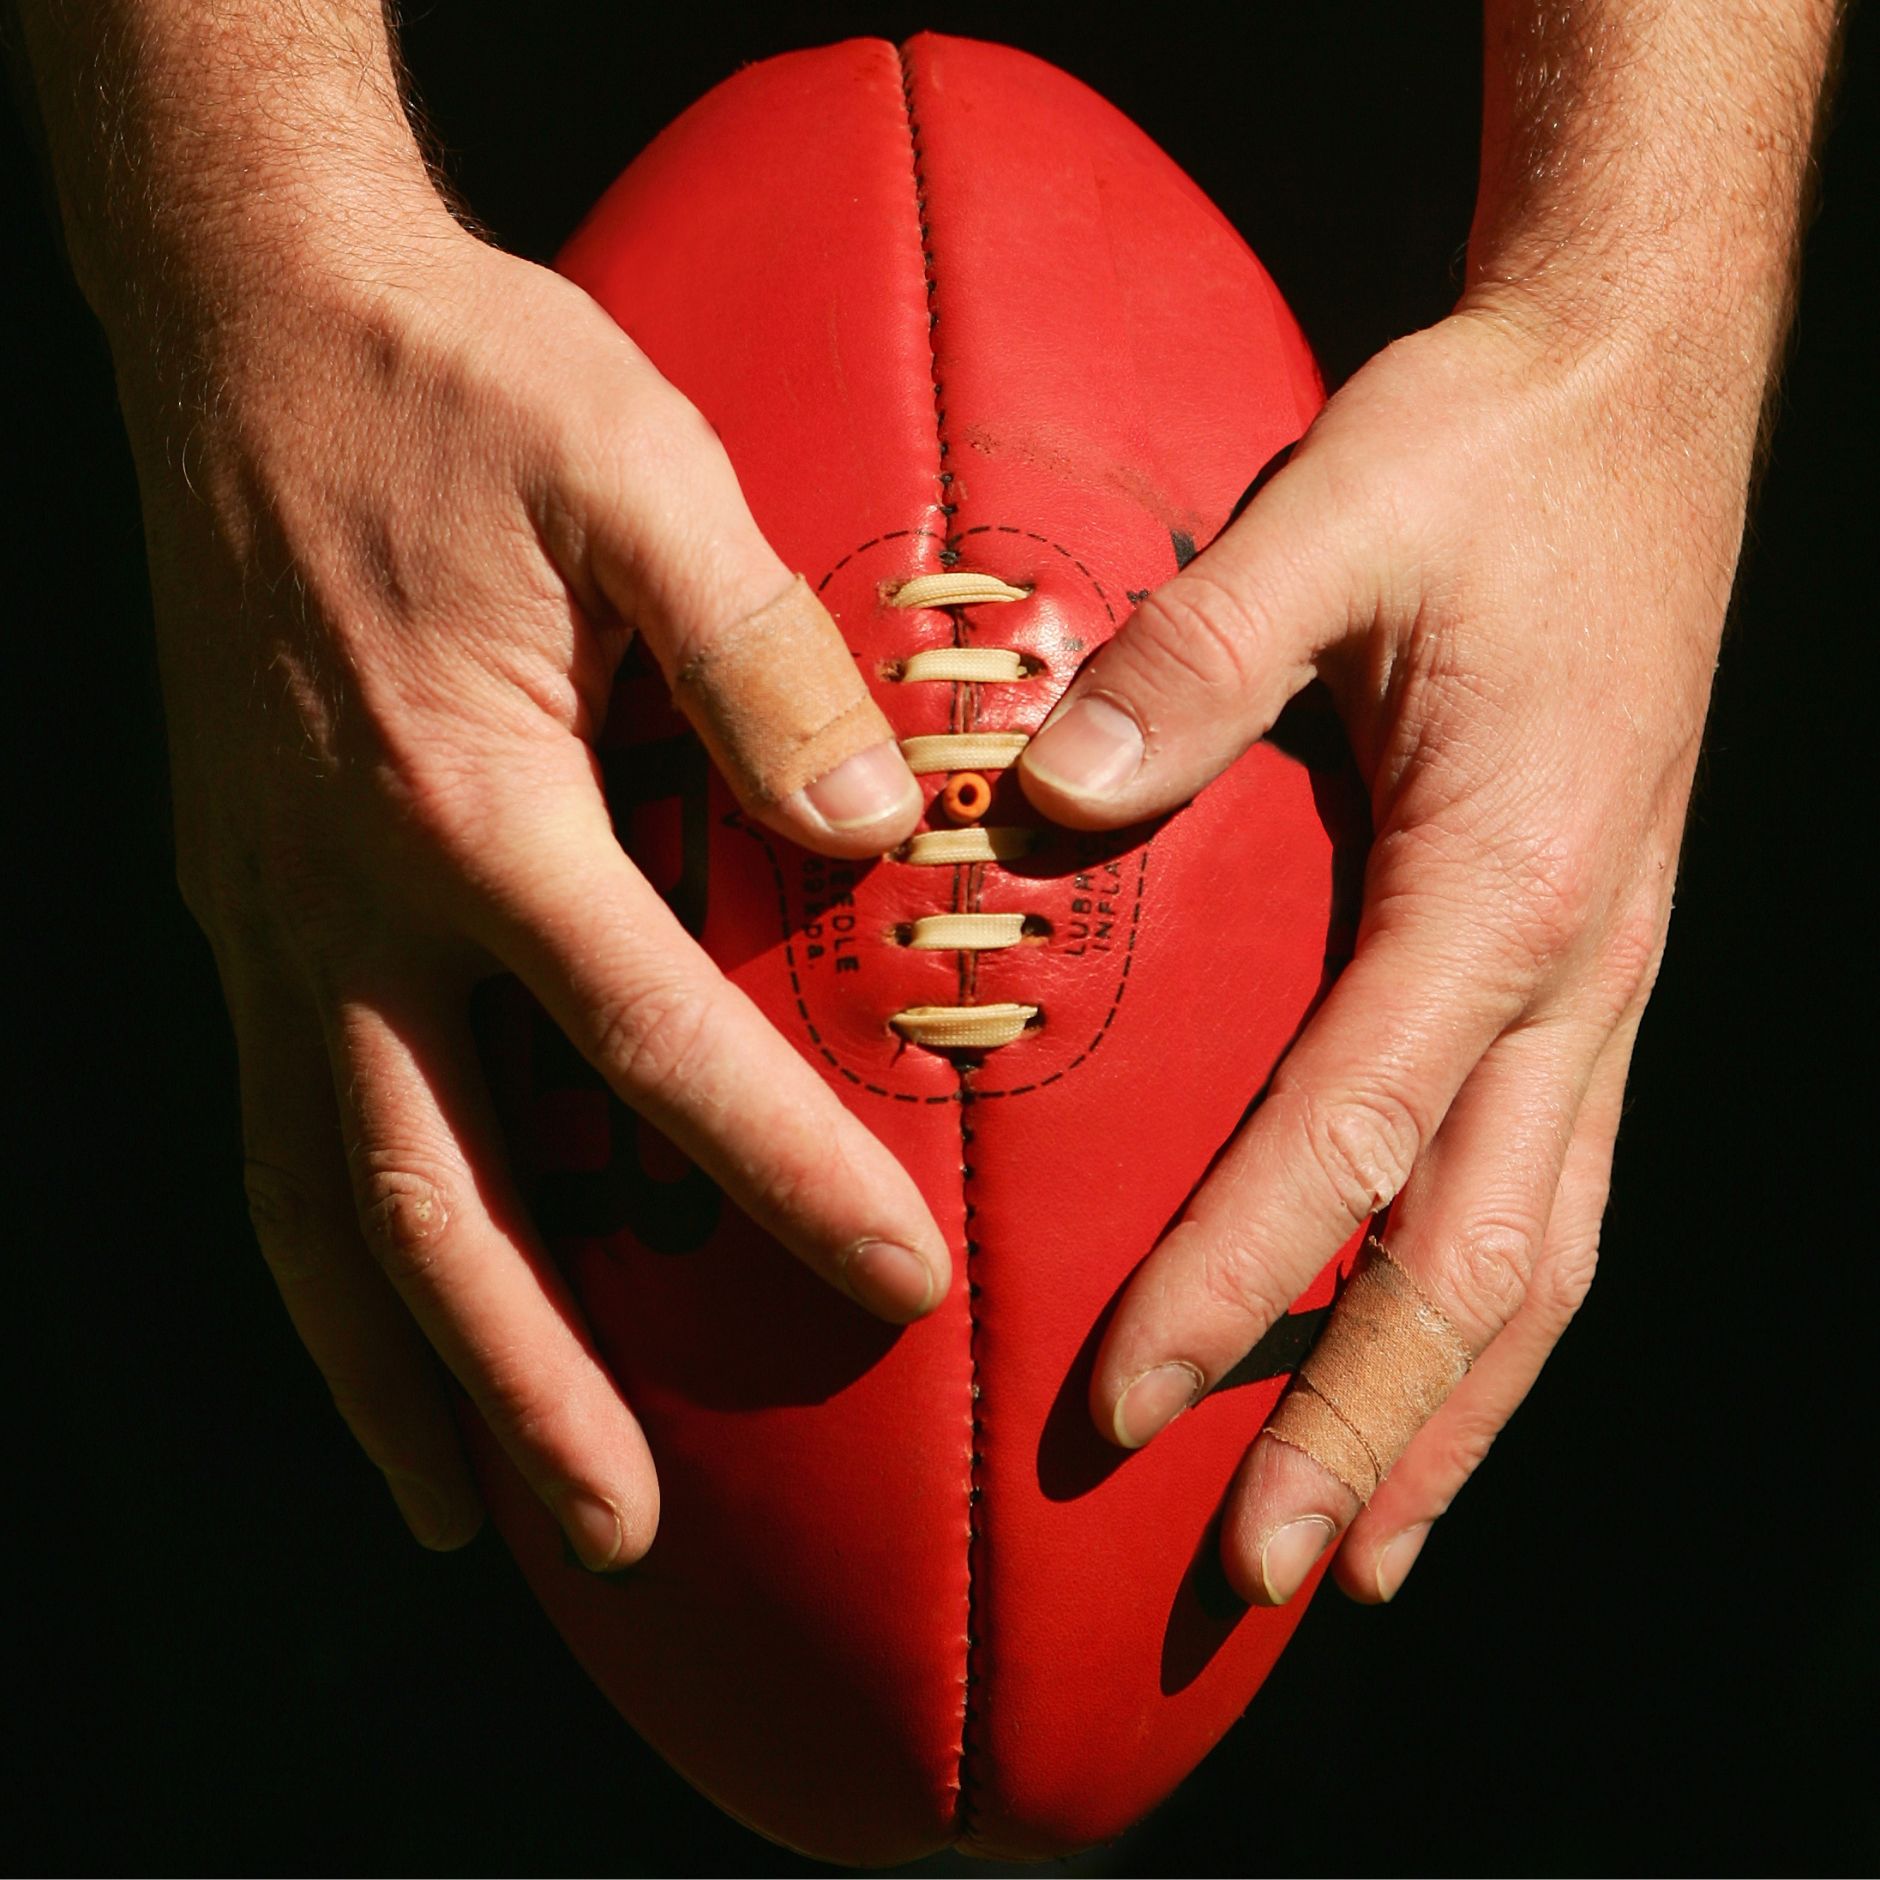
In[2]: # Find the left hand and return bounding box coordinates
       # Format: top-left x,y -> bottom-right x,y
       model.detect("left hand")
1018,295 -> 1760,1607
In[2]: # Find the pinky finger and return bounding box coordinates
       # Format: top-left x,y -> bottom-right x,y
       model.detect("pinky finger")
227,971 -> 483,1550
1328,1012 -> 1638,1604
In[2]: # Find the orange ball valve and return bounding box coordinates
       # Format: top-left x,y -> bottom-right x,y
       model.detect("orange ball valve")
939,770 -> 992,823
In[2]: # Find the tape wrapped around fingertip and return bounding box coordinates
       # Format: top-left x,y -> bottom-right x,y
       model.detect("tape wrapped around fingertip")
674,575 -> 897,806
1263,1237 -> 1473,1503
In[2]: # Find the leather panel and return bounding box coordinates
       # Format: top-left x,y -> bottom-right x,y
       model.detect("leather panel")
900,36 -> 1364,1853
468,33 -> 1371,1865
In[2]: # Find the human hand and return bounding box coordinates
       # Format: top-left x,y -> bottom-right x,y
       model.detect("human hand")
1015,0 -> 1836,1608
1020,295 -> 1770,1604
130,219 -> 944,1569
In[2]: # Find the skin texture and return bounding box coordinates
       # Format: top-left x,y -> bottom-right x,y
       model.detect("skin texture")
1028,2 -> 1841,1603
12,1 -> 1838,1600
15,0 -> 943,1571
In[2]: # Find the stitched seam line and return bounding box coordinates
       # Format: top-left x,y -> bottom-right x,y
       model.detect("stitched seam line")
899,52 -> 951,543
958,1082 -> 985,1841
896,40 -> 984,1843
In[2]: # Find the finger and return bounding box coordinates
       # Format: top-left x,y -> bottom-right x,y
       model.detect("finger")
1091,885 -> 1540,1451
1327,1009 -> 1636,1604
1018,444 -> 1372,828
1218,1005 -> 1611,1606
225,968 -> 482,1551
461,766 -> 951,1323
563,363 -> 920,856
329,976 -> 659,1571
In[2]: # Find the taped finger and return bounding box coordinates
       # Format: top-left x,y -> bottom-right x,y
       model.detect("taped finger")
1223,1012 -> 1600,1604
1263,1236 -> 1474,1503
1332,1011 -> 1637,1602
563,360 -> 921,857
1091,900 -> 1526,1450
673,574 -> 919,849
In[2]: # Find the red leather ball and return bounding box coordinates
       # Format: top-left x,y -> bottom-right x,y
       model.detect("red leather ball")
472,32 -> 1370,1865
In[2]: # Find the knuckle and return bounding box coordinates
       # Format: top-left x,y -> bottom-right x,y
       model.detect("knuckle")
1193,1234 -> 1294,1338
1387,818 -> 1600,983
1594,897 -> 1668,1019
175,842 -> 267,951
174,853 -> 217,931
1435,1215 -> 1538,1341
648,383 -> 724,466
580,377 -> 725,514
590,978 -> 720,1107
1497,833 -> 1600,967
1424,1400 -> 1505,1487
355,1161 -> 457,1282
375,747 -> 499,858
243,1159 -> 338,1284
746,1152 -> 819,1240
466,1348 -> 563,1457
1125,569 -> 1269,699
1527,1228 -> 1602,1334
1466,827 -> 1601,970
1290,1085 -> 1425,1225
322,1369 -> 414,1464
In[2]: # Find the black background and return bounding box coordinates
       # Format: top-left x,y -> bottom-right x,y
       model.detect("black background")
7,5 -> 1874,1875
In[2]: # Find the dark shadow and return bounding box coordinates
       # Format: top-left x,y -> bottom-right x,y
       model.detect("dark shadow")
1035,1302 -> 1323,1693
1223,439 -> 1297,529
470,974 -> 897,1415
1035,1130 -> 1341,1506
1035,1292 -> 1133,1505
1214,1303 -> 1331,1396
1275,682 -> 1373,976
1005,818 -> 1162,881
596,642 -> 894,982
1158,1500 -> 1251,1697
1160,1284 -> 1347,1693
1263,677 -> 1354,775
967,794 -> 1162,887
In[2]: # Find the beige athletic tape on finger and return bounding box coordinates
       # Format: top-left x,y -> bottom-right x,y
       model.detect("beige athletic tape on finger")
1263,1237 -> 1473,1503
673,576 -> 898,807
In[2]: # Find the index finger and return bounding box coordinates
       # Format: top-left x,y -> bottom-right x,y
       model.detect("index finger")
1088,893 -> 1530,1447
562,365 -> 921,857
466,775 -> 952,1324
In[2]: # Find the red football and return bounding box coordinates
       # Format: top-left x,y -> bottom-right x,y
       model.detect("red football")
470,32 -> 1369,1865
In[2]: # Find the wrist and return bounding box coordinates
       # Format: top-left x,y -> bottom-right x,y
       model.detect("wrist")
19,1 -> 456,378
1450,265 -> 1781,473
84,138 -> 455,360
101,154 -> 480,444
1463,2 -> 1837,451
1437,277 -> 1770,600
1460,195 -> 1797,433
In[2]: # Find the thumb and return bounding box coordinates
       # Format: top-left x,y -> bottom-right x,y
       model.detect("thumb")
578,376 -> 920,858
1018,447 -> 1373,829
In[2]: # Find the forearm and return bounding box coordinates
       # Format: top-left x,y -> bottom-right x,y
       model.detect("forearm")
13,0 -> 450,369
1469,0 -> 1840,448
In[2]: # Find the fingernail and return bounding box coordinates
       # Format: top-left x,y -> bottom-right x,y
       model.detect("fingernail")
798,742 -> 920,832
553,1485 -> 624,1572
387,1471 -> 450,1549
1375,1522 -> 1431,1602
1023,695 -> 1144,800
1260,1515 -> 1336,1606
1112,1360 -> 1204,1448
839,1237 -> 937,1322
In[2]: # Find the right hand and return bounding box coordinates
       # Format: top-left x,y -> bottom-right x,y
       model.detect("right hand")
132,218 -> 946,1569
